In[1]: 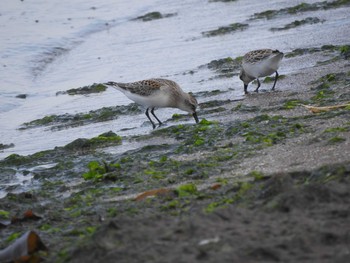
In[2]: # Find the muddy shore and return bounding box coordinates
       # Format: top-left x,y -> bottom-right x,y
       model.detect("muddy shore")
0,44 -> 349,262
1,0 -> 350,261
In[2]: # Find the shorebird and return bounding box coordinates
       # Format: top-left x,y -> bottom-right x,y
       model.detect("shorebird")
239,49 -> 284,94
104,78 -> 199,129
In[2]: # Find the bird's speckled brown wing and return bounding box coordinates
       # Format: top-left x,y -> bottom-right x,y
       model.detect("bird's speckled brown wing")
243,49 -> 278,64
116,79 -> 163,96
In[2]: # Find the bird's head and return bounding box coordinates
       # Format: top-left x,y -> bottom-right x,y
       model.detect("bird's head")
239,69 -> 254,86
177,92 -> 199,123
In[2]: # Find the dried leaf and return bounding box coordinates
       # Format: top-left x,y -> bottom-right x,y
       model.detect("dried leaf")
210,183 -> 222,190
23,210 -> 42,221
302,103 -> 350,113
135,188 -> 172,201
0,231 -> 47,262
11,210 -> 42,224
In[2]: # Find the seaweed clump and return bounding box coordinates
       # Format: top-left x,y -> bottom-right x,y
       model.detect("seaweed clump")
20,104 -> 141,130
0,143 -> 14,150
285,44 -> 350,59
270,17 -> 324,31
202,23 -> 248,37
204,56 -> 243,78
134,12 -> 177,22
252,1 -> 350,20
64,131 -> 122,151
56,83 -> 107,96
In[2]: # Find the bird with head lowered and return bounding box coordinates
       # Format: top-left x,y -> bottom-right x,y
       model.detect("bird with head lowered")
104,78 -> 199,129
239,49 -> 284,94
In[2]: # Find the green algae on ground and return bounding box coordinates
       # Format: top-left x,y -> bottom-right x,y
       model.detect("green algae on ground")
21,103 -> 141,130
175,183 -> 198,197
226,115 -> 305,146
57,83 -> 107,96
281,99 -> 308,110
251,0 -> 350,20
204,56 -> 243,78
64,131 -> 122,151
0,143 -> 14,150
204,181 -> 254,213
0,209 -> 10,219
309,122 -> 349,145
285,44 -> 350,60
134,11 -> 176,22
171,113 -> 183,121
271,17 -> 324,31
82,160 -> 122,181
194,89 -> 228,98
324,126 -> 350,133
309,72 -> 350,105
339,45 -> 350,59
328,136 -> 346,144
232,103 -> 260,113
199,100 -> 232,109
0,149 -> 55,167
202,23 -> 248,37
262,74 -> 286,83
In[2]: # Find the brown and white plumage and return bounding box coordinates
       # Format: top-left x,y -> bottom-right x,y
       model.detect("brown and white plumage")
104,78 -> 199,129
239,49 -> 284,94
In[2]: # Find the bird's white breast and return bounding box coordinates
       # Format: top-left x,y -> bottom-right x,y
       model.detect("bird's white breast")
123,90 -> 171,108
243,54 -> 282,78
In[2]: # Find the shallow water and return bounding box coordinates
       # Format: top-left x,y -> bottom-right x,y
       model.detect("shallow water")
1,0 -> 350,160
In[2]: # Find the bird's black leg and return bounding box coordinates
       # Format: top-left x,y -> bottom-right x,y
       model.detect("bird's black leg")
254,79 -> 261,93
151,107 -> 163,127
244,84 -> 248,94
145,108 -> 156,129
271,71 -> 279,91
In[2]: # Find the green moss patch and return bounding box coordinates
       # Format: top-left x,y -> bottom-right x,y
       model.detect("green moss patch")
204,56 -> 243,78
271,17 -> 324,31
82,160 -> 122,181
57,83 -> 107,96
251,1 -> 350,20
64,131 -> 122,151
134,11 -> 177,22
226,115 -> 305,146
202,23 -> 248,37
262,75 -> 286,83
281,99 -> 308,110
0,143 -> 14,150
20,103 -> 141,130
308,72 -> 350,105
175,183 -> 198,197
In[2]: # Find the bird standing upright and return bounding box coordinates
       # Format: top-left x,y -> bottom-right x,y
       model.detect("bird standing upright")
239,49 -> 284,94
104,78 -> 199,129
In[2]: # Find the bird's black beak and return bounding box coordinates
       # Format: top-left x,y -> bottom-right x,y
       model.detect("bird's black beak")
193,112 -> 199,124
